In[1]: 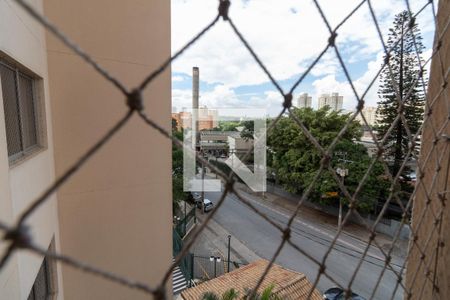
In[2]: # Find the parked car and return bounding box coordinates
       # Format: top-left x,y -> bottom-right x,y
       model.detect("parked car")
196,198 -> 214,212
188,192 -> 201,204
323,288 -> 366,300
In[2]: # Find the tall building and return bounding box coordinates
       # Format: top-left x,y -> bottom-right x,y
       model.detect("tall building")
318,92 -> 343,111
297,93 -> 312,108
1,1 -> 171,299
355,106 -> 378,126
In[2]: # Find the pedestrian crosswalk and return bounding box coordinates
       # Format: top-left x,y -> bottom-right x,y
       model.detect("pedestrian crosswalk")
173,260 -> 188,295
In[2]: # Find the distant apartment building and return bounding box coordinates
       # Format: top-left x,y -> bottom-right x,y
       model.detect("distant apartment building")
296,93 -> 312,108
1,1 -> 171,300
355,106 -> 378,126
199,106 -> 219,130
172,106 -> 218,131
318,92 -> 343,111
172,111 -> 193,130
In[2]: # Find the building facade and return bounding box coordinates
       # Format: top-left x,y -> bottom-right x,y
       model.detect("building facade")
172,111 -> 192,130
355,106 -> 378,126
199,130 -> 252,157
0,1 -> 64,298
318,92 -> 343,111
1,1 -> 171,299
296,93 -> 312,108
173,106 -> 218,131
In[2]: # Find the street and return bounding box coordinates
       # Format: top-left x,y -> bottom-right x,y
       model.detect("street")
204,189 -> 405,300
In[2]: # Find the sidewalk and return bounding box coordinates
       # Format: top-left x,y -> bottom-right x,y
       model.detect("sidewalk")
234,182 -> 409,259
185,211 -> 260,264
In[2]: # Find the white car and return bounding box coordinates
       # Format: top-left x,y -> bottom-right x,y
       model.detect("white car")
196,198 -> 214,212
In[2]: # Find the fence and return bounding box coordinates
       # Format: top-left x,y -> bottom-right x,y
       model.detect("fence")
173,229 -> 193,285
0,0 -> 448,299
192,255 -> 246,281
175,206 -> 196,239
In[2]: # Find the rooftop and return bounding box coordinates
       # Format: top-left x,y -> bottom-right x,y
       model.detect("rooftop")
180,259 -> 323,300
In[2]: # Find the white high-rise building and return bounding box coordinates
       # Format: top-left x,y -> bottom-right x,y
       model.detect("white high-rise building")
355,106 -> 378,126
297,93 -> 312,108
318,92 -> 343,111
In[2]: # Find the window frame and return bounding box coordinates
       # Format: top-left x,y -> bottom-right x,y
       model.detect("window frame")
0,58 -> 45,164
27,242 -> 58,300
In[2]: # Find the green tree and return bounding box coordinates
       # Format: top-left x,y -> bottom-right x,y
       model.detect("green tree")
376,10 -> 426,178
244,285 -> 282,300
239,120 -> 254,140
268,107 -> 388,213
201,285 -> 282,300
202,289 -> 239,300
219,121 -> 240,131
172,119 -> 189,212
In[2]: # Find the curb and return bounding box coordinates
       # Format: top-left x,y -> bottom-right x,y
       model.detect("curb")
196,213 -> 261,264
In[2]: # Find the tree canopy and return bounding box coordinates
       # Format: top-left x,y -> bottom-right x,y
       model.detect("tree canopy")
172,119 -> 189,212
268,107 -> 389,213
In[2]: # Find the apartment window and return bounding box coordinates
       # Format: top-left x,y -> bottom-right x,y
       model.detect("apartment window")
27,256 -> 53,300
0,60 -> 40,161
27,238 -> 57,300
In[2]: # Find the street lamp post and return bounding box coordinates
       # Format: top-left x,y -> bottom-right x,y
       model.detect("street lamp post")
227,235 -> 231,273
209,256 -> 221,278
201,161 -> 205,214
336,167 -> 348,228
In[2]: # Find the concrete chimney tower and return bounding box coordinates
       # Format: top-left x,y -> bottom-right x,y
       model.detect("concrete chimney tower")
193,67 -> 199,109
192,67 -> 199,150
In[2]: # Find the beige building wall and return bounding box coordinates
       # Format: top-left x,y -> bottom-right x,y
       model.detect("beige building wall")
297,92 -> 312,108
405,0 -> 450,298
355,106 -> 378,126
0,0 -> 64,299
44,0 -> 172,299
318,92 -> 343,111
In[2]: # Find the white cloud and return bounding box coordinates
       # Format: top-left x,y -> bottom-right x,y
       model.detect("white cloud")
309,51 -> 340,77
172,85 -> 283,116
171,0 -> 436,115
172,75 -> 185,82
311,42 -> 432,112
172,0 -> 434,88
312,52 -> 384,110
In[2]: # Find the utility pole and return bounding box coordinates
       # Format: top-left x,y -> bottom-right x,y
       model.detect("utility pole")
201,161 -> 205,214
227,235 -> 231,273
335,151 -> 352,228
336,167 -> 348,228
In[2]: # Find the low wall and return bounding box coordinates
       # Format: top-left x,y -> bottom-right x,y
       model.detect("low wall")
266,182 -> 411,240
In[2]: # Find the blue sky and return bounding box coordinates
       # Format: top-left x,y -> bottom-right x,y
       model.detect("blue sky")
171,0 -> 435,116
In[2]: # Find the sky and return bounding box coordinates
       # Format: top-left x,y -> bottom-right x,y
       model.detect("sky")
171,0 -> 436,116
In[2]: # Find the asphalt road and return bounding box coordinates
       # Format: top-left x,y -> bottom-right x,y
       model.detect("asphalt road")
204,190 -> 405,300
